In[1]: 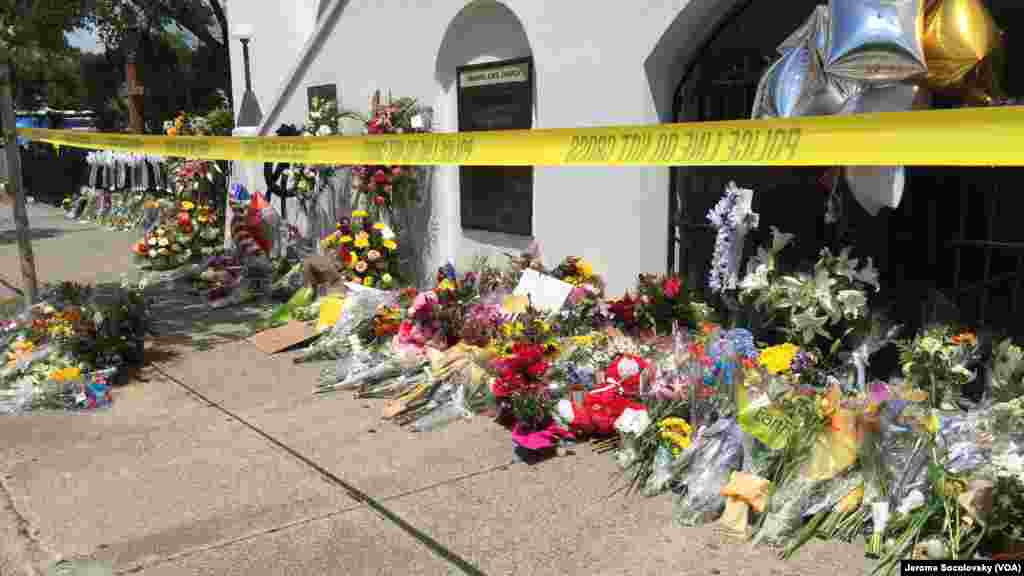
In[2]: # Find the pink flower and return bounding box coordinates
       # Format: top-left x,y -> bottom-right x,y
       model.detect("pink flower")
568,286 -> 587,306
511,421 -> 573,451
663,276 -> 682,298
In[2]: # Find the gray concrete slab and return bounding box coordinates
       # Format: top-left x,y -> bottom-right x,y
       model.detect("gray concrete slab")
382,447 -> 872,576
130,506 -> 455,576
0,372 -> 355,572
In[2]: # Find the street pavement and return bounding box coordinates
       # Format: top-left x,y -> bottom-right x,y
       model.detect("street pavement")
0,204 -> 871,575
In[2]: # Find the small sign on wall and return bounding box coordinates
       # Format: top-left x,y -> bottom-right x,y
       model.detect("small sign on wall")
307,84 -> 339,113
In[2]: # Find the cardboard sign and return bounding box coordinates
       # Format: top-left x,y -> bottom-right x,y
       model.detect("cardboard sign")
248,320 -> 319,355
512,269 -> 574,313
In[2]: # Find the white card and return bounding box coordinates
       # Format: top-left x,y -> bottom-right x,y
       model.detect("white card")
512,269 -> 574,313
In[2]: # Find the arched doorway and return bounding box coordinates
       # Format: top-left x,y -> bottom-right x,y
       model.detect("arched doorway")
669,0 -> 1024,337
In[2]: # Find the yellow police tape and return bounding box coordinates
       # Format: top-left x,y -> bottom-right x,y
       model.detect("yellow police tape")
15,106 -> 1024,167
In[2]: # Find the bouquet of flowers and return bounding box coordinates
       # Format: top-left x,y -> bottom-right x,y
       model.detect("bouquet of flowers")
989,338 -> 1024,403
396,265 -> 481,352
347,96 -> 427,219
132,208 -> 193,271
550,256 -> 611,337
610,272 -> 692,336
899,327 -> 979,409
326,210 -> 400,289
739,227 -> 879,351
490,303 -> 564,446
285,97 -> 342,203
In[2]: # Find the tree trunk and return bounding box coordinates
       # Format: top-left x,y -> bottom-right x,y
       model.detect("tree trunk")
207,0 -> 233,110
0,57 -> 39,307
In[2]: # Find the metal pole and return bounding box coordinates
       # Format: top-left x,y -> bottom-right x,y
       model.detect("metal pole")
0,56 -> 38,307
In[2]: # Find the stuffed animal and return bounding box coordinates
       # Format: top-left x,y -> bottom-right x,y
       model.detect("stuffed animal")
564,355 -> 650,436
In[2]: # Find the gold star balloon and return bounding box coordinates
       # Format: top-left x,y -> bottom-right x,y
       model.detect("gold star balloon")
922,0 -> 1001,90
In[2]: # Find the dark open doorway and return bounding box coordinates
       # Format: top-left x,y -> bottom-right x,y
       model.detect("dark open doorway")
668,0 -> 1024,338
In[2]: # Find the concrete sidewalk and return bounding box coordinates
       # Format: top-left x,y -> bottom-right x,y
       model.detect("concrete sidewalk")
0,205 -> 871,575
0,332 -> 871,575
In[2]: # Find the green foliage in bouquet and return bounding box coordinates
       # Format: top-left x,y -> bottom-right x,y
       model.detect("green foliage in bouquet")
898,327 -> 978,409
989,338 -> 1024,403
739,228 -> 878,366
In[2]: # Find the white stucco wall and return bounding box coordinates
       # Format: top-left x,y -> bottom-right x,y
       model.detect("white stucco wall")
225,0 -> 730,296
227,1 -> 318,124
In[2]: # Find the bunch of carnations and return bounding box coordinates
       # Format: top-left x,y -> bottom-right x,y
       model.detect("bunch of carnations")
492,341 -> 553,429
328,210 -> 400,289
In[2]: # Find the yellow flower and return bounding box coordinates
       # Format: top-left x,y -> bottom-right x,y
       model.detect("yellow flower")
437,279 -> 455,292
382,239 -> 397,251
502,321 -> 525,338
759,343 -> 800,375
576,259 -> 594,278
381,273 -> 393,286
660,429 -> 692,451
373,222 -> 386,230
339,235 -> 353,244
363,276 -> 374,287
354,237 -> 370,249
181,201 -> 195,211
352,210 -> 369,218
349,252 -> 358,266
538,321 -> 551,334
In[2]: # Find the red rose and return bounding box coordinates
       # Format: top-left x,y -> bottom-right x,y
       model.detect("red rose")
526,361 -> 549,378
367,180 -> 377,192
373,195 -> 386,206
373,170 -> 389,184
391,166 -> 402,177
663,276 -> 682,298
339,247 -> 351,263
177,212 -> 191,227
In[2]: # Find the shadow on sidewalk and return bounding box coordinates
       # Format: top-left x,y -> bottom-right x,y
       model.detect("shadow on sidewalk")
0,227 -> 76,244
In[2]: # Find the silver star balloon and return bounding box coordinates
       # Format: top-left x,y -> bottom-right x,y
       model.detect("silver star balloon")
825,0 -> 927,83
841,83 -> 930,215
753,36 -> 860,119
778,4 -> 830,62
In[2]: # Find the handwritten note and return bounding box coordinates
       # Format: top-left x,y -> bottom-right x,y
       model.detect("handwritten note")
512,269 -> 574,313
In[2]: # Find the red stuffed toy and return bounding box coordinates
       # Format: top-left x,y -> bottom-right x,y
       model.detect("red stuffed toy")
566,355 -> 649,436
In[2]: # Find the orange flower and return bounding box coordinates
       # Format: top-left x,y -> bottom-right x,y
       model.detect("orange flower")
952,332 -> 977,346
701,322 -> 720,335
166,127 -> 178,136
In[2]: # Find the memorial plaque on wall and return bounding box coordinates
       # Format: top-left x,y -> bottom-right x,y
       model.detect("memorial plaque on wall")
457,58 -> 534,236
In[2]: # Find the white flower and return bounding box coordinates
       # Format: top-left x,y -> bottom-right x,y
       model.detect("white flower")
951,365 -> 972,381
148,249 -> 157,258
556,399 -> 575,424
316,124 -> 333,136
614,408 -> 651,436
897,489 -> 926,515
770,226 -> 795,254
410,114 -> 425,130
617,358 -> 640,379
856,257 -> 881,291
837,289 -> 867,319
381,226 -> 396,241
